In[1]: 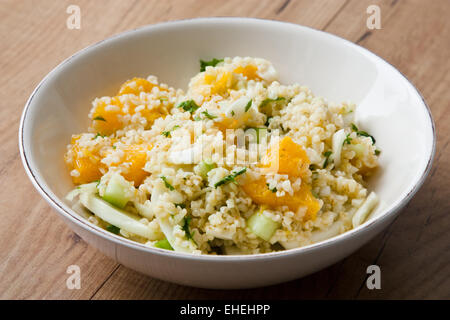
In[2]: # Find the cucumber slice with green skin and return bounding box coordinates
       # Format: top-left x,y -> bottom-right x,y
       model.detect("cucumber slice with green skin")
154,239 -> 174,251
247,212 -> 281,242
102,173 -> 132,209
79,193 -> 160,240
197,159 -> 216,179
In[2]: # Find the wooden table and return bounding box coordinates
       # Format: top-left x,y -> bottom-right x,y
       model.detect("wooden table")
0,0 -> 448,300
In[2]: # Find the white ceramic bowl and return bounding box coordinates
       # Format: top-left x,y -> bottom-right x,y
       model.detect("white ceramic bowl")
19,18 -> 435,289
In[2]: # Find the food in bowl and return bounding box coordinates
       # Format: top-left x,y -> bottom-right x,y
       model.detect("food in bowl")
65,56 -> 380,255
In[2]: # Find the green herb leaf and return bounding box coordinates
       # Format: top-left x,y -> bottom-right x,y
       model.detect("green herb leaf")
160,176 -> 175,191
106,224 -> 120,234
154,239 -> 173,250
351,123 -> 376,144
266,183 -> 277,193
93,116 -> 106,121
231,110 -> 235,116
200,58 -> 224,72
264,116 -> 273,127
214,168 -> 247,188
245,99 -> 253,112
375,149 -> 381,155
161,125 -> 180,137
93,133 -> 105,139
343,133 -> 352,145
178,100 -> 200,114
323,151 -> 332,168
202,110 -> 217,119
259,97 -> 285,108
175,203 -> 186,209
182,216 -> 194,241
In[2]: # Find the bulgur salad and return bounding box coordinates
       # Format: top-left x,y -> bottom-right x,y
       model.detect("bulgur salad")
65,57 -> 380,255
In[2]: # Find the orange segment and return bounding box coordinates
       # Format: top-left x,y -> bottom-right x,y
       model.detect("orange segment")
65,135 -> 104,185
242,178 -> 320,221
90,96 -> 124,136
242,136 -> 320,221
262,136 -> 310,177
90,78 -> 169,135
204,70 -> 233,96
233,65 -> 261,81
118,77 -> 158,96
110,144 -> 153,186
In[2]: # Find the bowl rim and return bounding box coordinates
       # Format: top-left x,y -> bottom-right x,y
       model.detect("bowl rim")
19,17 -> 436,262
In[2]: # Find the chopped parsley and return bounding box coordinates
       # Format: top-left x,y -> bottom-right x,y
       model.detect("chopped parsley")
200,58 -> 224,72
323,151 -> 332,168
264,116 -> 273,127
93,133 -> 105,139
351,123 -> 376,144
93,116 -> 106,121
160,176 -> 175,191
175,203 -> 186,209
266,183 -> 277,193
202,110 -> 217,119
343,133 -> 352,145
106,224 -> 120,234
231,110 -> 235,116
259,97 -> 285,108
161,125 -> 180,137
245,99 -> 253,112
375,149 -> 381,156
178,100 -> 200,114
182,216 -> 195,242
214,168 -> 247,188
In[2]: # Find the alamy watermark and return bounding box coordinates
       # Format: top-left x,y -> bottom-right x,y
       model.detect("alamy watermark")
366,265 -> 381,289
366,5 -> 381,30
66,5 -> 81,30
66,265 -> 81,289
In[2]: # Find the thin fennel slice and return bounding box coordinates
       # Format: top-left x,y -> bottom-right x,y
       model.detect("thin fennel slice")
65,182 -> 98,201
79,192 -> 160,240
150,188 -> 198,253
332,128 -> 346,168
352,192 -> 379,228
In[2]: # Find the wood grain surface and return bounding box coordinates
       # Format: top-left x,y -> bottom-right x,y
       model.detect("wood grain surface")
0,0 -> 448,300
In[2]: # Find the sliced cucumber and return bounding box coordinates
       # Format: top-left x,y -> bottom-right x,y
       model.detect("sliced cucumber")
79,193 -> 159,240
196,159 -> 217,179
247,212 -> 280,242
154,239 -> 174,251
102,173 -> 132,209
